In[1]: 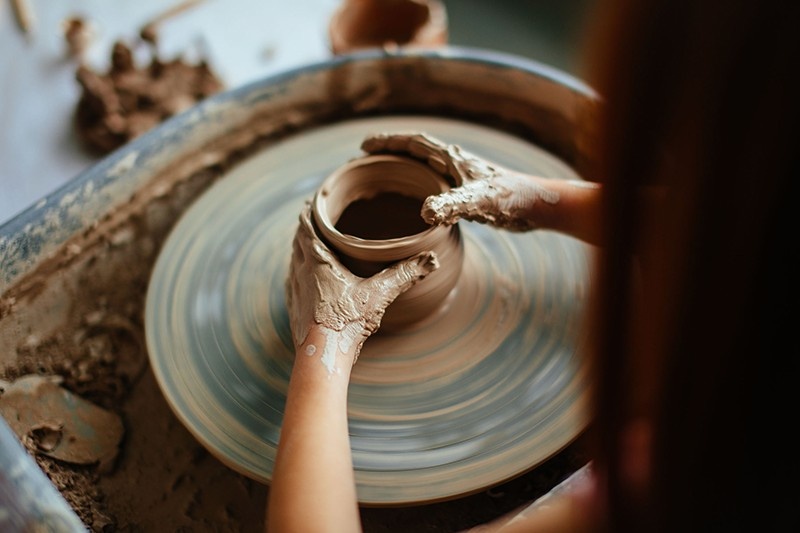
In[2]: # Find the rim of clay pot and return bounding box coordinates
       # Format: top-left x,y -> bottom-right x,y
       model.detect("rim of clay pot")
312,154 -> 452,261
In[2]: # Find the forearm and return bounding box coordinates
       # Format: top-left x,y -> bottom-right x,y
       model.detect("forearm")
527,176 -> 603,245
267,325 -> 361,533
470,467 -> 598,532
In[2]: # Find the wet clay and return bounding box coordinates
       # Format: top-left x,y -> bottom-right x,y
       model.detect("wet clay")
335,192 -> 429,240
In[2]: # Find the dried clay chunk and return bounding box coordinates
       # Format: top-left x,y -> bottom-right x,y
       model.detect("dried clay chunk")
74,41 -> 223,155
0,374 -> 124,469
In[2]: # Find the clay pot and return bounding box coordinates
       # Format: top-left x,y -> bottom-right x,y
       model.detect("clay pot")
328,0 -> 448,55
312,154 -> 463,331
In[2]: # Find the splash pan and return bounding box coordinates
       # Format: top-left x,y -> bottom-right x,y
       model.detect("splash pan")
1,48 -> 598,521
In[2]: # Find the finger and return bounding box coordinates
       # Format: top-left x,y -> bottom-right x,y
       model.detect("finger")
296,202 -> 348,271
421,181 -> 489,226
295,201 -> 315,241
290,202 -> 314,268
365,251 -> 439,304
423,174 -> 563,231
360,131 -> 427,154
361,132 -> 455,180
399,138 -> 487,187
294,202 -> 332,266
406,134 -> 452,176
360,132 -> 393,153
287,204 -> 320,347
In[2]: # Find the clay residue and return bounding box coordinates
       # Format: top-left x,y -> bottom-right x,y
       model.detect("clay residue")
74,39 -> 223,155
421,172 -> 560,232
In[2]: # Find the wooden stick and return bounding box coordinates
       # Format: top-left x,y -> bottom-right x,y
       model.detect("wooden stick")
11,0 -> 36,36
140,0 -> 205,43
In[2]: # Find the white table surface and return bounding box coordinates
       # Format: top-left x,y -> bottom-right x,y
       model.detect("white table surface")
0,0 -> 589,226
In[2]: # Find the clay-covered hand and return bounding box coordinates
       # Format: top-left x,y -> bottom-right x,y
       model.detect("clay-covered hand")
361,132 -> 561,231
286,202 -> 439,363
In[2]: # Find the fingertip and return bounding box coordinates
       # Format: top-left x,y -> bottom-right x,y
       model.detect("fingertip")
420,250 -> 440,275
422,194 -> 461,226
409,250 -> 440,277
386,135 -> 407,152
360,133 -> 386,152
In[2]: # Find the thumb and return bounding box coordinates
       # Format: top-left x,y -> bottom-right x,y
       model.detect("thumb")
365,251 -> 439,307
422,180 -> 491,226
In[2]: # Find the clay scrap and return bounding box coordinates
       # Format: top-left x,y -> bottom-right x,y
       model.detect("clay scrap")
0,375 -> 124,469
61,16 -> 95,58
74,39 -> 223,155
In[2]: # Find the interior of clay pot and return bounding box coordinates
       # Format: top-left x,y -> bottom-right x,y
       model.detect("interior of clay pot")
0,48 -> 598,531
318,156 -> 445,225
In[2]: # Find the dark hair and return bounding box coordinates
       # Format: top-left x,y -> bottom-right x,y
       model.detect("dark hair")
586,0 -> 798,531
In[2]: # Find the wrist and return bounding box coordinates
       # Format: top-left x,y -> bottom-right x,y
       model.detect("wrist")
296,324 -> 359,377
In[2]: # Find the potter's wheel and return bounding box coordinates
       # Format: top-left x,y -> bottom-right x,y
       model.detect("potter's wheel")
145,115 -> 592,505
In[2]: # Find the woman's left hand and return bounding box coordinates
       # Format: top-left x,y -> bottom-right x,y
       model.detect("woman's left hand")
286,202 -> 439,367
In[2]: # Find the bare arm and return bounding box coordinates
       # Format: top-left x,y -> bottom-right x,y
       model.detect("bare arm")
267,203 -> 437,532
267,325 -> 361,533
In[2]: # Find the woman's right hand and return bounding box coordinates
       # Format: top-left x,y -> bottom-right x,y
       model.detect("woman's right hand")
361,132 -> 603,244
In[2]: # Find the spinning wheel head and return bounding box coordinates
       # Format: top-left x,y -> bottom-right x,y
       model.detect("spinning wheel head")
146,115 -> 592,505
